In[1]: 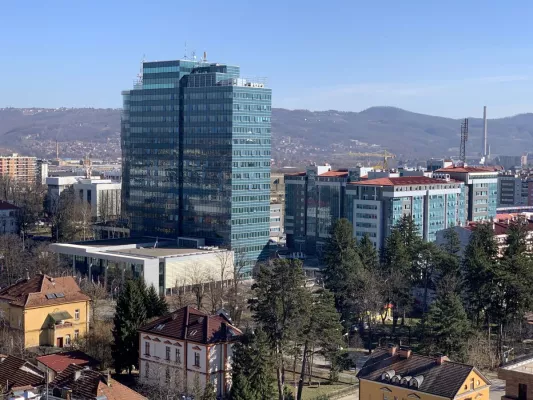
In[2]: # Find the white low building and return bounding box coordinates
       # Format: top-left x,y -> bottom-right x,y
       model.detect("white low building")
138,306 -> 242,397
49,237 -> 234,295
73,178 -> 121,221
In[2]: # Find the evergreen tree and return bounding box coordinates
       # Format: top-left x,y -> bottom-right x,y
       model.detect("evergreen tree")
111,280 -> 147,374
250,259 -> 310,400
145,284 -> 169,319
201,382 -> 217,400
296,289 -> 342,400
463,222 -> 499,324
230,374 -> 255,400
441,226 -> 461,257
323,218 -> 362,314
358,234 -> 379,271
422,289 -> 471,361
232,328 -> 276,400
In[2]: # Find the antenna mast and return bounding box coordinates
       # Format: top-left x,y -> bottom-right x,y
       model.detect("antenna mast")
459,118 -> 468,165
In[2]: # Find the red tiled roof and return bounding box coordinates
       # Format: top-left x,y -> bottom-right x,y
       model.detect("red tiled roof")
435,166 -> 499,173
36,351 -> 99,373
139,305 -> 242,344
0,201 -> 19,210
50,364 -> 146,400
318,170 -> 349,177
351,176 -> 461,187
0,355 -> 45,392
0,274 -> 90,308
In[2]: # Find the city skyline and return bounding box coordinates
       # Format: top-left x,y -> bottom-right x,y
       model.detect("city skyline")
3,1 -> 533,118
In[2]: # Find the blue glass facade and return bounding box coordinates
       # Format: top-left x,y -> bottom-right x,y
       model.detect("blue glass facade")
122,60 -> 272,274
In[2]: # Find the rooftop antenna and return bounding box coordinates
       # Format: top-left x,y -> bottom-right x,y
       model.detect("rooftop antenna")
459,118 -> 468,165
183,42 -> 188,59
137,55 -> 145,83
192,50 -> 196,61
203,51 -> 207,63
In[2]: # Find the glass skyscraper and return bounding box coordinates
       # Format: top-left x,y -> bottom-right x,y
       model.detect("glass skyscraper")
122,59 -> 272,274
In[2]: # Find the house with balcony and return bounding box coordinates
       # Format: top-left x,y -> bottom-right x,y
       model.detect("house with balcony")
138,305 -> 242,397
0,274 -> 90,348
357,345 -> 490,400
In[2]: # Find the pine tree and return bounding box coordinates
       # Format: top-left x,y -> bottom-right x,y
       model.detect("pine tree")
323,218 -> 362,313
422,290 -> 471,361
463,222 -> 499,324
358,234 -> 379,271
201,382 -> 217,400
232,328 -> 276,400
111,280 -> 147,374
441,226 -> 461,257
145,284 -> 169,319
230,374 -> 255,400
251,259 -> 310,400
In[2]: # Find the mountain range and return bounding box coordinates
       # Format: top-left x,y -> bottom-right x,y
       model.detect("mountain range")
0,106 -> 531,163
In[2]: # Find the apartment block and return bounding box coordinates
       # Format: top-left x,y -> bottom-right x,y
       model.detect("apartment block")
0,153 -> 37,184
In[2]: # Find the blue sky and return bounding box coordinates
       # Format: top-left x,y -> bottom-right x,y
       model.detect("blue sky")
2,0 -> 533,118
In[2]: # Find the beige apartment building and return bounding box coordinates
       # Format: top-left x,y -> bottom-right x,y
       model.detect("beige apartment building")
0,153 -> 37,184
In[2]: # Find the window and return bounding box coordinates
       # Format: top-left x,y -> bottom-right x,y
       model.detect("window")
194,352 -> 201,367
166,346 -> 170,361
74,330 -> 79,340
145,342 -> 150,356
470,378 -> 474,390
65,335 -> 71,346
145,362 -> 149,378
75,309 -> 80,320
176,348 -> 181,363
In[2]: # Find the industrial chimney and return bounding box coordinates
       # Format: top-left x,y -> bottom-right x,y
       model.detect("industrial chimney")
483,106 -> 488,158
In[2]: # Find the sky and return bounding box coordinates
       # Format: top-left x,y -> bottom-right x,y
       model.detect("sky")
2,0 -> 533,118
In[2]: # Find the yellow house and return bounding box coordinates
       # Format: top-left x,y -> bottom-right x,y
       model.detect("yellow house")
0,274 -> 90,348
357,346 -> 490,400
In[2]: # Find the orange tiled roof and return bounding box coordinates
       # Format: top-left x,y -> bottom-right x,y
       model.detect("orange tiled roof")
319,170 -> 349,177
0,274 -> 90,308
435,166 -> 499,173
36,351 -> 99,373
351,176 -> 460,187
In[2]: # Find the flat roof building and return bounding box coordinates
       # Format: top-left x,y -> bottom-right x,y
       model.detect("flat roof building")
50,237 -> 234,295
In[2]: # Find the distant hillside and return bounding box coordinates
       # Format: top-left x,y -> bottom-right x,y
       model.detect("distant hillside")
0,106 -> 532,162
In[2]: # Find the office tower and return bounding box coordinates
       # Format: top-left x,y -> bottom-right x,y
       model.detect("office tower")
435,165 -> 498,221
0,153 -> 37,184
122,59 -> 272,273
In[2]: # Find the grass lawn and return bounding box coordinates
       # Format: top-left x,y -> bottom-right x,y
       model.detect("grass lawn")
287,381 -> 355,400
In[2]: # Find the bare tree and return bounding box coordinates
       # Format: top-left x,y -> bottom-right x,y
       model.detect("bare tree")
80,280 -> 108,322
188,262 -> 208,310
226,248 -> 248,326
0,234 -> 27,287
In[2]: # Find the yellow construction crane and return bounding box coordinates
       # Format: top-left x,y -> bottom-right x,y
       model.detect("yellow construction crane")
346,150 -> 396,169
372,150 -> 395,170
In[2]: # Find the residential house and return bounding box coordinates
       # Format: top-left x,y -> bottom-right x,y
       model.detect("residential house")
357,346 -> 490,400
0,274 -> 90,348
46,364 -> 147,400
0,201 -> 19,234
499,355 -> 533,400
36,350 -> 99,382
0,354 -> 45,400
138,305 -> 242,397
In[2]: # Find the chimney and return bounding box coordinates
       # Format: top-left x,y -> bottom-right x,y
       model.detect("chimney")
388,344 -> 398,356
436,354 -> 449,365
483,106 -> 488,158
74,370 -> 82,381
398,346 -> 412,359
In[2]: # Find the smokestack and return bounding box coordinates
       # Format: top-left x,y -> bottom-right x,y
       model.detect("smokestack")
483,106 -> 488,157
